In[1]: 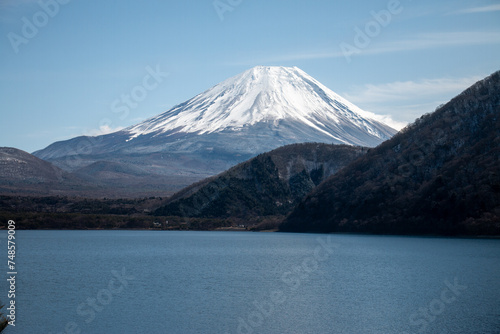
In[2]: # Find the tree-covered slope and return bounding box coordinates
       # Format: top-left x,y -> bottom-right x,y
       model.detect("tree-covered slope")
154,143 -> 367,219
281,71 -> 500,236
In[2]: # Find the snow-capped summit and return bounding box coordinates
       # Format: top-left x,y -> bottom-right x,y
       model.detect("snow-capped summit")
34,66 -> 397,185
125,66 -> 395,146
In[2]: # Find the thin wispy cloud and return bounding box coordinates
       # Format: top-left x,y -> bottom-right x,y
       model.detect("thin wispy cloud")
343,75 -> 484,127
448,4 -> 500,15
85,125 -> 125,137
359,111 -> 408,131
344,76 -> 484,104
359,31 -> 500,56
230,31 -> 500,65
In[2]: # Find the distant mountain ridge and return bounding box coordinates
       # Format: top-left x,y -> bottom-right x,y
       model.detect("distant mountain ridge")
0,148 -> 199,198
32,66 -> 396,192
281,70 -> 500,235
0,147 -> 89,196
0,147 -> 65,183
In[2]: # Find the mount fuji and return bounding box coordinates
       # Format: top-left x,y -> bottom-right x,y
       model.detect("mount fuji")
124,66 -> 395,147
33,66 -> 397,193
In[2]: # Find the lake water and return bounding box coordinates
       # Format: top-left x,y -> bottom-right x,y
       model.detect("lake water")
1,231 -> 499,334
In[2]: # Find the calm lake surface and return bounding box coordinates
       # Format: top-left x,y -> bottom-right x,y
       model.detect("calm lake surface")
2,230 -> 499,334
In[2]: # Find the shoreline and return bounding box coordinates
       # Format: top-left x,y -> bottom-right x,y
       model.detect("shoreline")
1,227 -> 499,239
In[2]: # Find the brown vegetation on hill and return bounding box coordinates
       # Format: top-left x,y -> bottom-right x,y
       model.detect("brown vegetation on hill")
281,71 -> 500,236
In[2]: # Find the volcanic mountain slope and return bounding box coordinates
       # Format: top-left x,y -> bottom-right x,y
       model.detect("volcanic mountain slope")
0,147 -> 88,196
153,143 -> 367,222
0,148 -> 193,198
33,66 -> 396,191
281,71 -> 500,236
122,66 -> 396,149
0,147 -> 66,182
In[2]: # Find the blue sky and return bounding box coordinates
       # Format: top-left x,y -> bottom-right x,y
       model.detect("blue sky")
1,0 -> 499,153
